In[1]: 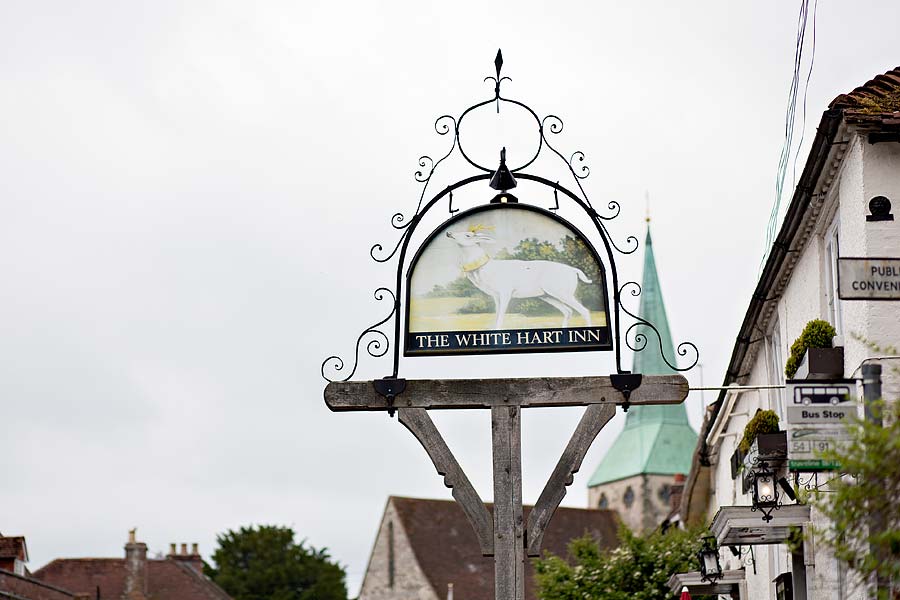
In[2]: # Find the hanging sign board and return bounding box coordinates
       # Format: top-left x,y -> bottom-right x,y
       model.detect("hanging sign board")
785,380 -> 856,471
838,257 -> 900,300
405,203 -> 611,356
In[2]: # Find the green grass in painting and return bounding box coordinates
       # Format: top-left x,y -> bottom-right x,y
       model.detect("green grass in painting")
409,296 -> 607,332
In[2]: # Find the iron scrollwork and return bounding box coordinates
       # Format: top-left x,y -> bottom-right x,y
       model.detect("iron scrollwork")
321,288 -> 396,383
793,470 -> 849,493
618,282 -> 700,372
321,50 -> 700,384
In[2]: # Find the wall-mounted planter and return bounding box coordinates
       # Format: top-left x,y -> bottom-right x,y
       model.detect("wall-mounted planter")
794,346 -> 844,380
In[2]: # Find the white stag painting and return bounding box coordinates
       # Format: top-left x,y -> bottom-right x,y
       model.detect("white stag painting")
409,206 -> 608,333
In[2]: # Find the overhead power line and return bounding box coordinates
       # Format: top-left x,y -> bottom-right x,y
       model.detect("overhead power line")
761,0 -> 818,272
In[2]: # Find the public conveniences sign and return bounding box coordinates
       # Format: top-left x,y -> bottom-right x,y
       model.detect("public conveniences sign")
838,257 -> 900,300
405,203 -> 611,356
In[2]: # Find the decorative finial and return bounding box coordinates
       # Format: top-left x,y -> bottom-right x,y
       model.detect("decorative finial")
645,191 -> 651,224
493,49 -> 504,113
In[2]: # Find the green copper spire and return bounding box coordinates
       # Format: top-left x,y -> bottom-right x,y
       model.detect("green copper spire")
587,224 -> 696,487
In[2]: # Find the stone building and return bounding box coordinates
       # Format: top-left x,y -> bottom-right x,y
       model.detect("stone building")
675,64 -> 900,599
586,224 -> 697,533
358,496 -> 618,600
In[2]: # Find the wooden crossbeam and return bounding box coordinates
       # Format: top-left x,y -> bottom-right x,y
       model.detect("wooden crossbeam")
325,374 -> 688,411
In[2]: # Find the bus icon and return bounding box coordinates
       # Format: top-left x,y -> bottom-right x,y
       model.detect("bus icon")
792,385 -> 851,406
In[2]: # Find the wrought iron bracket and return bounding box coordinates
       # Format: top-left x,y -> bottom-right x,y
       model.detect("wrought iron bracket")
321,49 -> 700,385
611,372 -> 642,412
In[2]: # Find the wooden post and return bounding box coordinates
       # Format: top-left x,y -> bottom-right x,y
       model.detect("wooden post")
492,405 -> 524,600
323,374 -> 690,599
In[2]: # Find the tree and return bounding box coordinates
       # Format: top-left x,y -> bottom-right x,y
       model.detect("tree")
533,526 -> 711,600
806,336 -> 900,598
812,401 -> 900,597
205,525 -> 347,600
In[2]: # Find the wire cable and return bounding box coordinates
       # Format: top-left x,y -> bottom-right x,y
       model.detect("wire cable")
760,0 -> 818,272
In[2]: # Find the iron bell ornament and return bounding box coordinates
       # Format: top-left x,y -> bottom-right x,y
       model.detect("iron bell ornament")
489,147 -> 517,192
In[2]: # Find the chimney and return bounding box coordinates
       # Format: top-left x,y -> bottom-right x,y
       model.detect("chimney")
670,473 -> 686,512
167,542 -> 203,573
123,529 -> 147,600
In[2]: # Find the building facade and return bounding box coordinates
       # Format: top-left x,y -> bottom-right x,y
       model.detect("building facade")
0,530 -> 234,600
586,225 -> 697,533
678,65 -> 900,599
358,496 -> 619,600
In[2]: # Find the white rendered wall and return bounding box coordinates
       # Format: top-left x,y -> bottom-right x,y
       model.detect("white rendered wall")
703,130 -> 899,600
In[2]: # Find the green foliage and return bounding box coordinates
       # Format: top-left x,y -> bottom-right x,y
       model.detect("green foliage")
784,526 -> 804,556
205,525 -> 347,600
738,409 -> 780,454
533,526 -> 713,600
784,319 -> 836,379
811,400 -> 900,596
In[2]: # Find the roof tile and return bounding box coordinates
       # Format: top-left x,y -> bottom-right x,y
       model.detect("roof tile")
33,559 -> 230,600
390,496 -> 618,600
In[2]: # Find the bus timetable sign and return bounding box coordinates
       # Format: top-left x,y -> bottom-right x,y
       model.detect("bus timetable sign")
785,380 -> 855,471
405,203 -> 612,356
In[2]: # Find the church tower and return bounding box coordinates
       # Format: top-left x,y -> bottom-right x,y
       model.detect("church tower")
586,223 -> 697,532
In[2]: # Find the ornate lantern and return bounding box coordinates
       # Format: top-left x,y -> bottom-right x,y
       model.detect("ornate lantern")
751,461 -> 779,522
697,536 -> 722,583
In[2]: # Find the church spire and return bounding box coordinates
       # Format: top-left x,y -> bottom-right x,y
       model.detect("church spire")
586,220 -> 696,493
621,225 -> 688,426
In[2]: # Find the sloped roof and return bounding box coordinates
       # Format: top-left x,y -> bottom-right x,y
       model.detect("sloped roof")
33,559 -> 230,600
0,538 -> 27,561
0,569 -> 76,600
830,66 -> 900,126
587,227 -> 696,486
390,496 -> 619,600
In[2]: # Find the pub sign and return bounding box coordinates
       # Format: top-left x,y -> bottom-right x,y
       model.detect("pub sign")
405,203 -> 611,356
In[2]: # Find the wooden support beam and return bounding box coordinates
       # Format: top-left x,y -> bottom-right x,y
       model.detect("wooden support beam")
526,402 -> 616,556
325,374 -> 688,411
492,405 -> 524,600
397,408 -> 494,556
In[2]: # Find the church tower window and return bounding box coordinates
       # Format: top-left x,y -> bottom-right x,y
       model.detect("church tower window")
387,520 -> 395,588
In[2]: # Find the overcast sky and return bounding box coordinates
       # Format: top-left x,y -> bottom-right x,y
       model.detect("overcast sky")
2,1 -> 899,596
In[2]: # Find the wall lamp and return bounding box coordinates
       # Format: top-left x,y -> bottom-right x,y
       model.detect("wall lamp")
750,461 -> 780,522
698,536 -> 723,583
